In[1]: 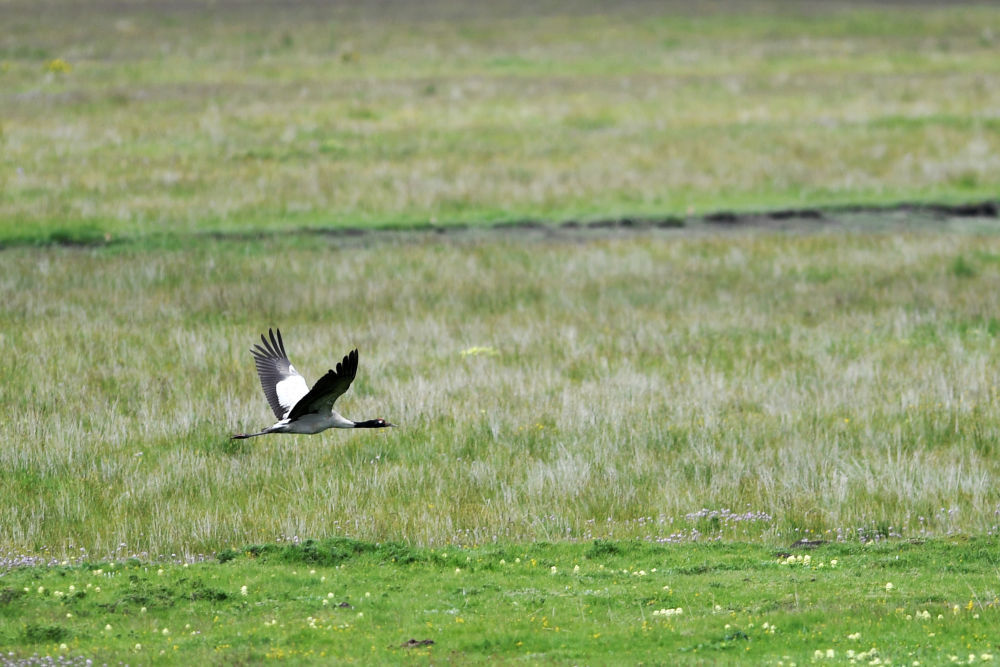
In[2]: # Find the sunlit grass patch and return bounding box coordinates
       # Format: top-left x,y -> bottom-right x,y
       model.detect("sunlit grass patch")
1,538 -> 999,663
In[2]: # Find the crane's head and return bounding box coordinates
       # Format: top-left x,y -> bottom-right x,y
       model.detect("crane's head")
355,418 -> 395,429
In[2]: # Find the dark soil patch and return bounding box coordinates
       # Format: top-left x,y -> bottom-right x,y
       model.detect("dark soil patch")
5,200 -> 997,251
289,198 -> 1000,244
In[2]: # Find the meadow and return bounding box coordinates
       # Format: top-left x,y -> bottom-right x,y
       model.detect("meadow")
3,0 -> 1000,242
5,213 -> 1000,557
2,538 -> 999,664
4,0 -> 1000,663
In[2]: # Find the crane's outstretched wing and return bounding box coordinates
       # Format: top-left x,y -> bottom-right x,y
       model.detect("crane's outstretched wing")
251,328 -> 309,419
286,349 -> 359,421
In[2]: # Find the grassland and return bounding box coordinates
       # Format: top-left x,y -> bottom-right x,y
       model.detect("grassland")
2,538 -> 1000,664
4,217 -> 1000,558
5,1 -> 1000,663
2,0 -> 1000,242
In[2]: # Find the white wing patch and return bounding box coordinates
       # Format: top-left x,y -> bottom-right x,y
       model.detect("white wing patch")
276,375 -> 309,417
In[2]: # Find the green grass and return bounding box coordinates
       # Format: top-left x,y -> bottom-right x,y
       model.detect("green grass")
3,537 -> 999,664
4,220 -> 1000,557
3,0 -> 1000,243
5,2 -> 1000,662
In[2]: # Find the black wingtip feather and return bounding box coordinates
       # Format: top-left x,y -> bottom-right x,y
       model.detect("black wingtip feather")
252,328 -> 287,361
269,328 -> 284,358
337,349 -> 359,379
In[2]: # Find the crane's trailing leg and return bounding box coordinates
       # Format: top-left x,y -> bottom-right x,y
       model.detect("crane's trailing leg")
231,429 -> 271,440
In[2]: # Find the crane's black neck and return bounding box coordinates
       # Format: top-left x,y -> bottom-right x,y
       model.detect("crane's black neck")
354,419 -> 389,429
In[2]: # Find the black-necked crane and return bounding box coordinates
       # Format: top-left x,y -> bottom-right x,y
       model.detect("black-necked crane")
232,328 -> 394,439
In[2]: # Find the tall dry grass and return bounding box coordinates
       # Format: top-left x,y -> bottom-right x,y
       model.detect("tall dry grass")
3,222 -> 1000,556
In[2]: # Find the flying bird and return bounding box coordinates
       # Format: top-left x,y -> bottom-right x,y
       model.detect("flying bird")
232,328 -> 394,439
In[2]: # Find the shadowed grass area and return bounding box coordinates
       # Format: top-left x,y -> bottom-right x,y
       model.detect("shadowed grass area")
2,0 -> 1000,242
2,218 -> 1000,556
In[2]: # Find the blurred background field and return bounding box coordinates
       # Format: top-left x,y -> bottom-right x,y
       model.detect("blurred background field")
2,0 -> 999,243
